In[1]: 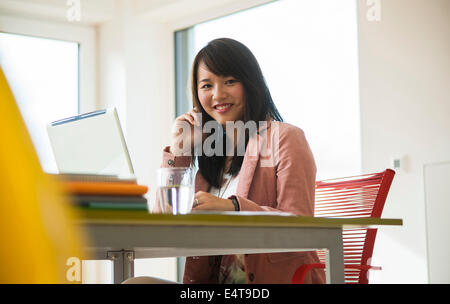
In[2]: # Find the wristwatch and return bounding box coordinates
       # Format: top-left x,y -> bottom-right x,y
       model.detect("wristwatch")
230,195 -> 240,211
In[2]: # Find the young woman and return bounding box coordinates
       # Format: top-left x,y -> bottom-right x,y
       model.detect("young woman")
154,38 -> 325,284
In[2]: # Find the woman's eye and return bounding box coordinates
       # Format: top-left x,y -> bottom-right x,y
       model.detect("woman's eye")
200,84 -> 211,89
226,79 -> 237,85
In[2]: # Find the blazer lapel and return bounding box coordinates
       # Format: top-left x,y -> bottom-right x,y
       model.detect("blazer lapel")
236,119 -> 273,198
236,154 -> 258,198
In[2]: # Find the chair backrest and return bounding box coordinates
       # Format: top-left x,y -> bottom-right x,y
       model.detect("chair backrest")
314,169 -> 395,284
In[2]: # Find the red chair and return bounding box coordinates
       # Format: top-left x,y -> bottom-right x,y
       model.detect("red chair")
292,169 -> 395,284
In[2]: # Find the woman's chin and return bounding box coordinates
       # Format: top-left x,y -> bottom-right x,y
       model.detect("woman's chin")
217,116 -> 241,125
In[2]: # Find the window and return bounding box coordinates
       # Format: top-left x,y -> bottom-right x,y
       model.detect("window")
0,32 -> 79,173
175,0 -> 361,180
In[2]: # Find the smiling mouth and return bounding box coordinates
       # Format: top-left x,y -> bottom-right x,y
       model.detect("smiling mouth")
214,104 -> 233,113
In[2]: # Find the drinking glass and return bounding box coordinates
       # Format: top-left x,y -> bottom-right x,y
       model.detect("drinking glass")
157,167 -> 195,214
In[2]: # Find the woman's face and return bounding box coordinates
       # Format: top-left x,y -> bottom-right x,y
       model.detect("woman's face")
197,62 -> 245,126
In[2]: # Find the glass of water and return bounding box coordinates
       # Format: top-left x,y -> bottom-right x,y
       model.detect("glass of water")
157,167 -> 195,215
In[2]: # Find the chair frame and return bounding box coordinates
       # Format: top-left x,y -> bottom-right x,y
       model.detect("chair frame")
292,169 -> 395,284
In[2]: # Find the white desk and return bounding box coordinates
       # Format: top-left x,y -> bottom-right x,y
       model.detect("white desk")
78,210 -> 403,284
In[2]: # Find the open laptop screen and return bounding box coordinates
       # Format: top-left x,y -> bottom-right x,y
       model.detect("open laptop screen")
47,107 -> 134,178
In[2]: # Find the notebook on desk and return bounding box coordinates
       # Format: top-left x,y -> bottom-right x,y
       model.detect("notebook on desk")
46,107 -> 135,180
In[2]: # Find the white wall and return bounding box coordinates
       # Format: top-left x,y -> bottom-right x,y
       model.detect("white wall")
424,162 -> 450,283
97,2 -> 128,125
357,0 -> 450,283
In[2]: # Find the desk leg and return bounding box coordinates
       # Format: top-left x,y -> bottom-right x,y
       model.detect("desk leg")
326,230 -> 345,284
107,250 -> 135,284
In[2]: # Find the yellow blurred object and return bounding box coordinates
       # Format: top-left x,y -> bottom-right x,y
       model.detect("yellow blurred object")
0,67 -> 87,283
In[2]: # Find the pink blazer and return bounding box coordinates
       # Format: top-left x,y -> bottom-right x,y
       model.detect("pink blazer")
154,120 -> 325,284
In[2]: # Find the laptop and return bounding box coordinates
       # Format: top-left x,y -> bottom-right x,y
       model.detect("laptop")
46,107 -> 135,180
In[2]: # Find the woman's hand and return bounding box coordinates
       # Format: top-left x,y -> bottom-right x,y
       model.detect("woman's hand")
170,107 -> 202,156
192,191 -> 235,211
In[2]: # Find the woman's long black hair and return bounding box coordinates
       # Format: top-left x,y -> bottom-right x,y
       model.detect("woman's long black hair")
191,38 -> 283,188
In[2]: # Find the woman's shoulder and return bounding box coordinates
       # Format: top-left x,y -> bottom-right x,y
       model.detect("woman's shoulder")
258,120 -> 314,168
268,120 -> 307,140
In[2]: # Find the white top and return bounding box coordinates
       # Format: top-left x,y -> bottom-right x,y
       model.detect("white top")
209,172 -> 239,199
208,171 -> 245,284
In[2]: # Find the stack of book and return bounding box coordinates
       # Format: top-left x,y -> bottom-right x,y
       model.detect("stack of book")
51,173 -> 149,211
